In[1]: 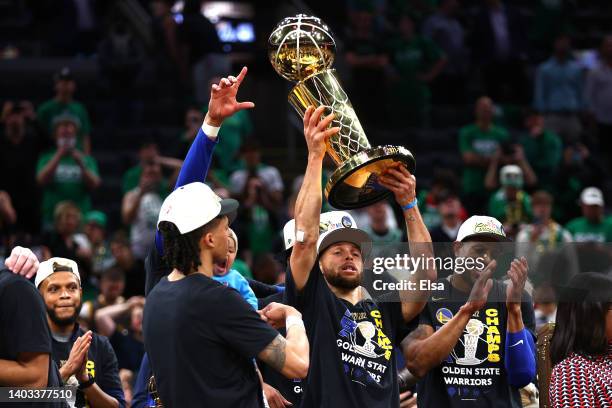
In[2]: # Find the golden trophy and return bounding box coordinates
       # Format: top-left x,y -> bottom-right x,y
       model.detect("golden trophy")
269,14 -> 415,209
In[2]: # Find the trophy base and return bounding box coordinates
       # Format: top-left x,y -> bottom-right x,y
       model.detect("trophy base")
325,145 -> 415,210
455,357 -> 481,365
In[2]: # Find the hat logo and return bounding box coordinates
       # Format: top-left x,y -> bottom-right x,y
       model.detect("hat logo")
474,220 -> 501,235
341,216 -> 352,228
164,204 -> 172,215
52,262 -> 73,273
319,221 -> 332,233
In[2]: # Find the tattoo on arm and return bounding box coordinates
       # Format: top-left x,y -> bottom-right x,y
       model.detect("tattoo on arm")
405,214 -> 416,222
259,335 -> 287,372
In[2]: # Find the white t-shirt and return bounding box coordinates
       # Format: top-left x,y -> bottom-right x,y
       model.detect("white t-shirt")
130,190 -> 163,260
229,165 -> 284,195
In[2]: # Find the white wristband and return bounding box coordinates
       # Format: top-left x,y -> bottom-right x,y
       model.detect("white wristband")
286,315 -> 305,331
202,121 -> 220,138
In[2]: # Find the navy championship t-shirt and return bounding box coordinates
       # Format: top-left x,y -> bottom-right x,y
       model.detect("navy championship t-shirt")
285,265 -> 404,408
143,273 -> 279,408
51,326 -> 125,408
417,277 -> 535,408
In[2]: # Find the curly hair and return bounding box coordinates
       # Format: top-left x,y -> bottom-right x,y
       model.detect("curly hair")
158,218 -> 222,274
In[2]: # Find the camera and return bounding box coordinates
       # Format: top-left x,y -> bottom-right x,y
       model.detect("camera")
58,137 -> 76,150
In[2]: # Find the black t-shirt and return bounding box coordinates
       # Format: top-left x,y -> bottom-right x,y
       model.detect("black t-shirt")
285,265 -> 404,408
40,232 -> 84,267
121,259 -> 145,298
52,326 -> 125,408
416,277 -> 535,408
144,244 -> 167,296
143,273 -> 279,408
0,129 -> 45,234
0,269 -> 65,408
109,329 -> 144,372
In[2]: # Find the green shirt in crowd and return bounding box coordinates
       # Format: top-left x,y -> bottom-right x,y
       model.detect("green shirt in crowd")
361,225 -> 403,243
122,165 -> 170,195
519,130 -> 562,191
565,216 -> 612,242
232,258 -> 253,279
36,99 -> 91,150
248,205 -> 275,257
36,151 -> 99,224
388,36 -> 444,111
459,124 -> 510,195
488,189 -> 533,226
201,106 -> 253,173
417,189 -> 441,229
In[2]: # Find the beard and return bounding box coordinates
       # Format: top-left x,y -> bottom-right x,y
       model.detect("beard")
324,270 -> 361,290
47,302 -> 82,328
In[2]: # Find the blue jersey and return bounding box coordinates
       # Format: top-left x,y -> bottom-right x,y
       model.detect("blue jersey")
213,269 -> 259,310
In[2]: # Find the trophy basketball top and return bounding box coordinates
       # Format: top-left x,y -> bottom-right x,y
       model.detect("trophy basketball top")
268,14 -> 336,82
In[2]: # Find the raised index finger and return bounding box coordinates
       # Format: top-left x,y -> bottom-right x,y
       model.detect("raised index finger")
236,66 -> 248,85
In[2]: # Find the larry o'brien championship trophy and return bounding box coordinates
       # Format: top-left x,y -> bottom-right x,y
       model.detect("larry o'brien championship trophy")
269,15 -> 416,209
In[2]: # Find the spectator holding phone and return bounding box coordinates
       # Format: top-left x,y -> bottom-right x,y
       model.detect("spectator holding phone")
487,165 -> 533,239
459,97 -> 510,214
515,191 -> 576,282
37,67 -> 92,154
230,139 -> 284,259
36,113 -> 100,228
122,158 -> 165,261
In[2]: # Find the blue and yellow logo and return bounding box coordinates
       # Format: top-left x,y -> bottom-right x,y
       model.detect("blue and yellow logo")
436,308 -> 453,324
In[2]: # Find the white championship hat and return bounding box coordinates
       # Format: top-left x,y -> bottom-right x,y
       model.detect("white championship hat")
157,182 -> 238,234
228,228 -> 239,253
35,257 -> 81,288
283,218 -> 297,250
456,215 -> 510,242
580,187 -> 604,207
316,211 -> 371,254
283,211 -> 371,254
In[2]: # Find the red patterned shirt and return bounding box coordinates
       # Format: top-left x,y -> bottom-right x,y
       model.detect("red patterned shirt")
549,343 -> 612,407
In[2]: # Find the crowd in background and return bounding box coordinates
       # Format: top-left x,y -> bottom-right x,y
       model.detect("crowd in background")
1,0 -> 612,405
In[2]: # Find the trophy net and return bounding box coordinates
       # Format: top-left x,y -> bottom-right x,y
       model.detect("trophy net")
289,70 -> 371,165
